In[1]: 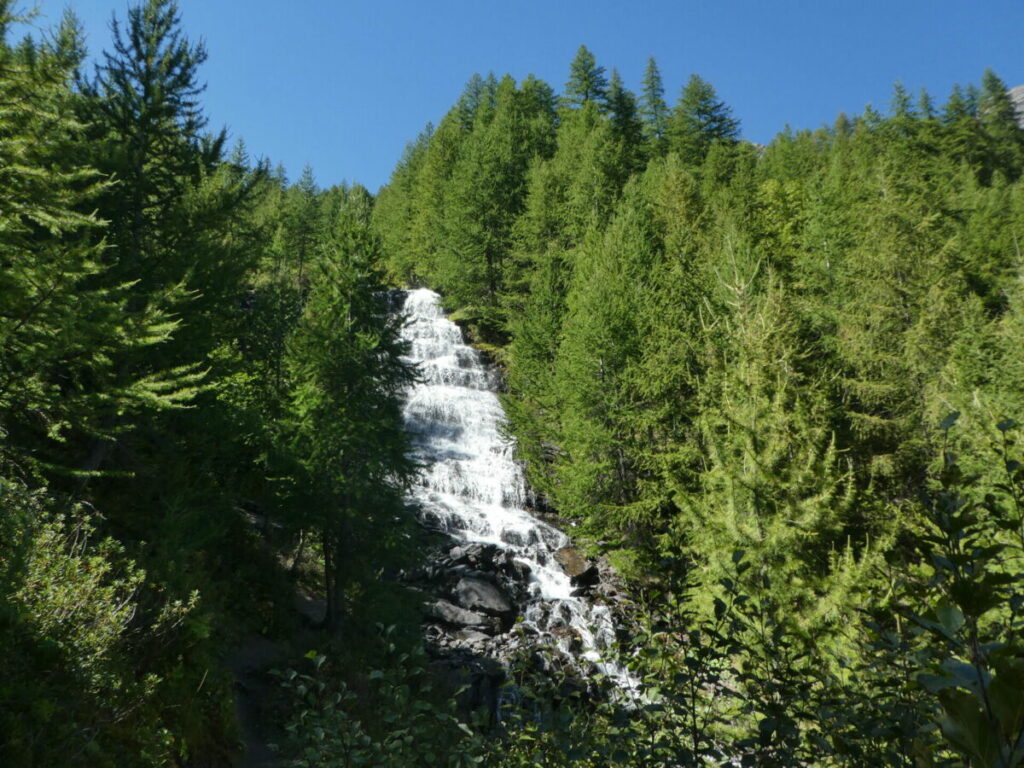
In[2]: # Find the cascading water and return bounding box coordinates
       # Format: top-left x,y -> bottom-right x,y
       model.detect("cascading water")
399,288 -> 634,686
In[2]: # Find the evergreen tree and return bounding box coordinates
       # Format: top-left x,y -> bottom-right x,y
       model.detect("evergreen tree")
606,68 -> 644,173
639,56 -> 669,157
284,217 -> 416,629
0,2 -> 193,476
551,179 -> 659,529
374,124 -> 433,284
437,75 -> 555,324
667,73 -> 740,166
978,68 -> 1024,181
84,0 -> 225,289
563,44 -> 608,108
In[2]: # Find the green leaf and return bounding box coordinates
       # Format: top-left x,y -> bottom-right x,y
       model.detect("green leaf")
940,411 -> 961,431
935,602 -> 964,637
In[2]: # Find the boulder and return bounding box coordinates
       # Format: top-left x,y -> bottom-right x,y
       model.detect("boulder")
454,576 -> 515,619
554,547 -> 592,579
455,542 -> 498,567
570,564 -> 600,588
425,599 -> 490,628
455,628 -> 492,645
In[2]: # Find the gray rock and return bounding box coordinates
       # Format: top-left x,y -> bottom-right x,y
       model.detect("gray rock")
425,599 -> 489,628
456,628 -> 492,644
449,542 -> 497,567
454,576 -> 515,619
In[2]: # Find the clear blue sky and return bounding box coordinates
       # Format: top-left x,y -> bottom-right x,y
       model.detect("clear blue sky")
17,0 -> 1024,192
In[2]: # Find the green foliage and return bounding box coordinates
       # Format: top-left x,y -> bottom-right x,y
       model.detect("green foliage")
8,14 -> 1024,767
667,73 -> 740,166
373,50 -> 1024,768
639,57 -> 669,157
563,44 -> 608,109
283,206 -> 416,627
274,630 -> 486,768
0,479 -> 195,766
0,2 -> 419,763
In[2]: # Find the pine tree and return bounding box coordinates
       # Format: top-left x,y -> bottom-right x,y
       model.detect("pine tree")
374,124 -> 433,284
84,0 -> 225,288
284,212 -> 416,629
674,260 -> 864,628
978,68 -> 1024,181
551,179 -> 659,530
563,44 -> 608,108
667,74 -> 740,166
942,83 -> 986,171
639,56 -> 669,157
606,68 -> 644,173
280,164 -> 322,286
0,3 -> 195,476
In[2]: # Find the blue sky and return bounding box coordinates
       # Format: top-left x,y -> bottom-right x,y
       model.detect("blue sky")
17,0 -> 1024,192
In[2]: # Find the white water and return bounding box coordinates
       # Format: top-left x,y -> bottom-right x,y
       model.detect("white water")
399,289 -> 632,681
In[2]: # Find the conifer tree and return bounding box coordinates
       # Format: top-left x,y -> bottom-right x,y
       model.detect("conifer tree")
284,206 -> 416,629
639,56 -> 669,157
674,260 -> 865,627
85,0 -> 225,288
942,83 -> 986,170
606,68 -> 645,173
978,68 -> 1024,181
667,73 -> 740,166
563,44 -> 608,108
374,125 -> 433,284
551,179 -> 659,529
0,2 -> 194,476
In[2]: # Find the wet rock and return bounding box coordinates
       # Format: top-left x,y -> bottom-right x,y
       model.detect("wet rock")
450,542 -> 498,567
454,577 -> 515,620
429,655 -> 505,714
499,529 -> 527,547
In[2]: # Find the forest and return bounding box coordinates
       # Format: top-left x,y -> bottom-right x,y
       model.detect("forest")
2,0 -> 1024,765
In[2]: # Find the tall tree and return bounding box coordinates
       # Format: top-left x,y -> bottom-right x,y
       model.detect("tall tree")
85,0 -> 225,290
978,68 -> 1024,181
0,2 -> 193,477
606,68 -> 645,172
667,73 -> 740,166
563,44 -> 608,108
639,56 -> 669,157
284,214 -> 416,629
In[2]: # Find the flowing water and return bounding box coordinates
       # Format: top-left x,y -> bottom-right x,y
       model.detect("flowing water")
399,288 -> 633,684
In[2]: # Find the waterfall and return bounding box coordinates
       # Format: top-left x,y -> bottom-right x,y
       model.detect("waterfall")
399,288 -> 634,685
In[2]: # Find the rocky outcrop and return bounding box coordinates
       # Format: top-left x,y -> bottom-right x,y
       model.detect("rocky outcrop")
402,534 -> 632,678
